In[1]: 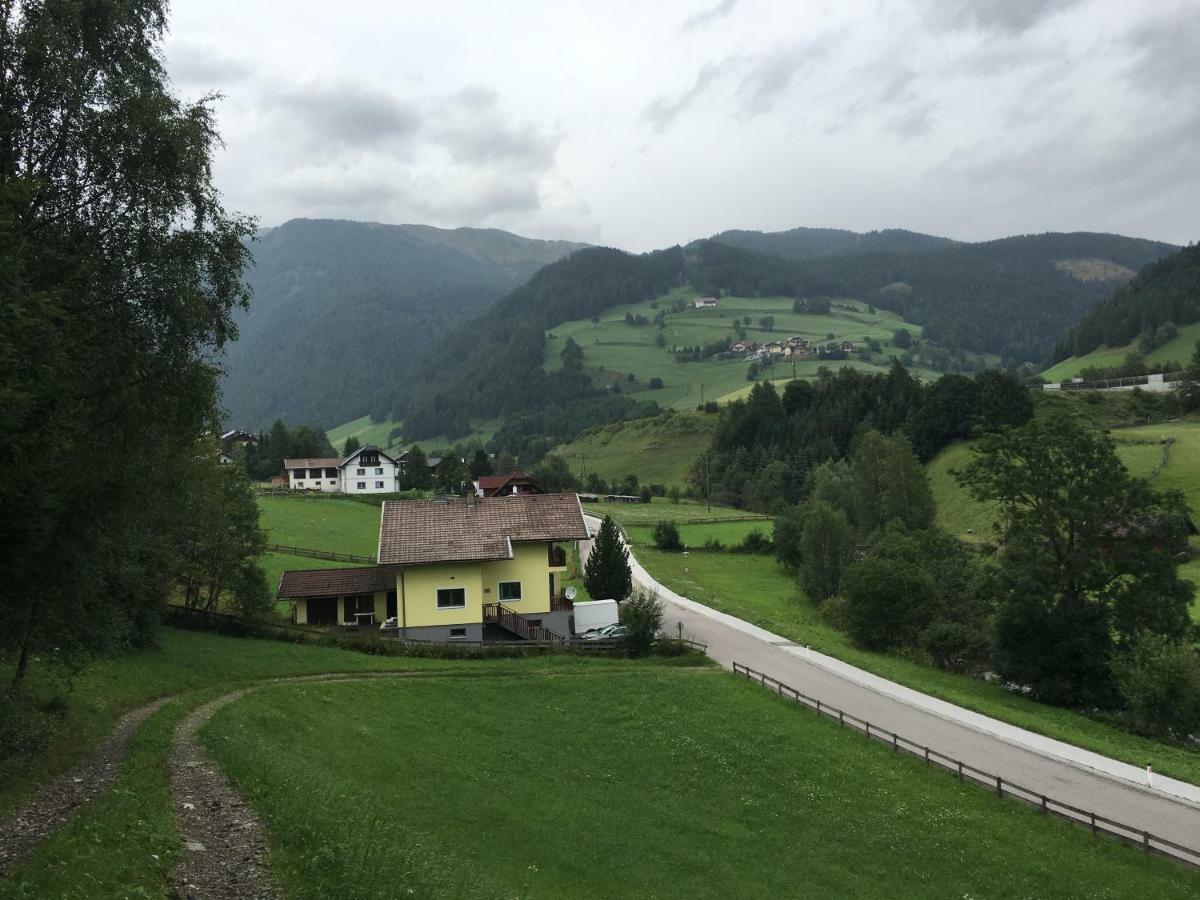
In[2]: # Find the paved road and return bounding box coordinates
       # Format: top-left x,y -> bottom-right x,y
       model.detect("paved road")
581,519 -> 1200,857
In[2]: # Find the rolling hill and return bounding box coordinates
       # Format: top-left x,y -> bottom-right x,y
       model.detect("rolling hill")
219,219 -> 587,428
1045,243 -> 1200,377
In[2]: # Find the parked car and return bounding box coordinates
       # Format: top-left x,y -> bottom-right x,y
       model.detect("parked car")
581,623 -> 627,641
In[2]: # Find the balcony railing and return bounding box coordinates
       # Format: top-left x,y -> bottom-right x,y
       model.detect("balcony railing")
550,592 -> 573,612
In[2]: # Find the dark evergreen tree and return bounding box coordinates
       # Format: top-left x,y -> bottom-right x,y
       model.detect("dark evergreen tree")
584,516 -> 632,602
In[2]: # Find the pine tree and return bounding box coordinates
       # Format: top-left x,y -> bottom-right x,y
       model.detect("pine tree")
584,516 -> 632,601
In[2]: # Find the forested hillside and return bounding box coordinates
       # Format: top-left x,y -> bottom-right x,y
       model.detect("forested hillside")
772,232 -> 1177,363
713,226 -> 958,259
219,219 -> 587,427
1050,243 -> 1200,363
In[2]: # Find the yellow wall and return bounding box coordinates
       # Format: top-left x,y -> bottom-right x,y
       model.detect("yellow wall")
398,541 -> 553,626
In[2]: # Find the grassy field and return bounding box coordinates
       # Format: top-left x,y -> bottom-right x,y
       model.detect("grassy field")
1040,320 -> 1200,382
543,289 -> 957,412
325,415 -> 499,457
0,631 -> 672,897
634,548 -> 1200,788
583,497 -> 769,526
548,410 -> 717,489
202,671 -> 1198,898
257,495 -> 382,558
625,520 -> 771,549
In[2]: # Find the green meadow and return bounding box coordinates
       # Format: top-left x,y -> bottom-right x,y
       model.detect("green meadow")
548,410 -> 718,489
582,497 -> 769,526
0,632 -> 656,898
543,288 -> 949,411
201,670 -> 1199,899
257,494 -> 382,558
1040,320 -> 1200,382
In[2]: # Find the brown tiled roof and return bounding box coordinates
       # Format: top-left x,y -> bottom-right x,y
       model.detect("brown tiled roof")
283,457 -> 341,470
277,566 -> 393,598
378,493 -> 588,566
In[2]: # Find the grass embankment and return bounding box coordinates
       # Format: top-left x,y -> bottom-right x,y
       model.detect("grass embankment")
0,630 -> 667,897
548,410 -> 717,489
635,547 -> 1200,787
625,519 -> 770,548
1040,320 -> 1200,382
203,671 -> 1198,898
543,289 -> 956,411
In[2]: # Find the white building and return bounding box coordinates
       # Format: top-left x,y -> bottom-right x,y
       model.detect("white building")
693,296 -> 718,309
283,445 -> 405,494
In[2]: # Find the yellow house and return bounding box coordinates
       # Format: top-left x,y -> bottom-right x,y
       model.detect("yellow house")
278,493 -> 589,641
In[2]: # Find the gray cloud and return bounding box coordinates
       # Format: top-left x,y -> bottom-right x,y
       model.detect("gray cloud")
681,0 -> 740,32
1125,8 -> 1200,97
166,40 -> 254,86
434,87 -> 559,168
924,0 -> 1085,34
268,80 -> 421,149
640,61 -> 729,132
886,101 -> 938,139
738,34 -> 842,115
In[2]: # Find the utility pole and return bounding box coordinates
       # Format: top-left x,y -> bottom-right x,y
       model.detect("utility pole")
700,383 -> 704,406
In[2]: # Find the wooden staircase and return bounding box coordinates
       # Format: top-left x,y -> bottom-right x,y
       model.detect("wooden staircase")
482,603 -> 567,642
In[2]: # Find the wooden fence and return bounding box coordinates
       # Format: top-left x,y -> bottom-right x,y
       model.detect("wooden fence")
265,543 -> 378,565
731,662 -> 1200,870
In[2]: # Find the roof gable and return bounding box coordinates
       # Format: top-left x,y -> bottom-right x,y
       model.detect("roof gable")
378,493 -> 588,566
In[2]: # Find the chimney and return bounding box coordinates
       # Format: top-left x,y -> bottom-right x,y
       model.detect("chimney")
466,492 -> 476,508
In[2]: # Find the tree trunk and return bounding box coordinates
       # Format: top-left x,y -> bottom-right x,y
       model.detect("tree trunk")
11,605 -> 33,688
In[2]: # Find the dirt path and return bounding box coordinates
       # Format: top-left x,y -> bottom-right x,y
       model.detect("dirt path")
0,697 -> 170,878
171,689 -> 277,899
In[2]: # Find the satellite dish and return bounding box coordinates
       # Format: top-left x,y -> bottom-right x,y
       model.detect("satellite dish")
565,586 -> 578,601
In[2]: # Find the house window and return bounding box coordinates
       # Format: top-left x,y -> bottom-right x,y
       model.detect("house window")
325,468 -> 337,478
449,627 -> 467,640
295,481 -> 304,488
309,468 -> 322,479
357,481 -> 366,490
375,481 -> 384,489
357,468 -> 365,476
437,587 -> 466,609
375,467 -> 383,475
498,581 -> 522,602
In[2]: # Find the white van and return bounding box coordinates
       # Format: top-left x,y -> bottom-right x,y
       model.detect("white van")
572,598 -> 619,636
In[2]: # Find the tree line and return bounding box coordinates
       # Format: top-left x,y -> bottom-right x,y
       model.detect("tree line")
771,420 -> 1199,737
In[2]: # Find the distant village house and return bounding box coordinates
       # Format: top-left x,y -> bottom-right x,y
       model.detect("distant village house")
693,297 -> 718,309
284,445 -> 405,494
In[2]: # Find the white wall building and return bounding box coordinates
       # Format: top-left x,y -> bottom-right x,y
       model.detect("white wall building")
282,446 -> 405,494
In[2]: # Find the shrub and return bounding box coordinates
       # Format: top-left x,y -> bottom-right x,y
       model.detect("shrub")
653,520 -> 683,551
1114,633 -> 1200,738
702,535 -> 724,552
621,590 -> 664,657
731,530 -> 772,554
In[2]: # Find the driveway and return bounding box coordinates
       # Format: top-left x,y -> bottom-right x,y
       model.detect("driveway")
581,516 -> 1200,856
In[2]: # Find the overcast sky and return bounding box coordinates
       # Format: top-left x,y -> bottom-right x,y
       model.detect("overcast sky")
164,0 -> 1198,251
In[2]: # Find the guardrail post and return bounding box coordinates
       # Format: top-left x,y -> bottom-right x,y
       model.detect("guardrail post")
864,722 -> 870,739
838,711 -> 843,726
957,762 -> 963,780
815,699 -> 821,714
995,776 -> 1002,796
1089,813 -> 1096,835
1143,832 -> 1150,853
892,734 -> 898,752
1040,796 -> 1047,814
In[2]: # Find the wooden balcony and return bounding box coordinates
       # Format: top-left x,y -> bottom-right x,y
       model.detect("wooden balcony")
550,592 -> 573,612
548,544 -> 567,568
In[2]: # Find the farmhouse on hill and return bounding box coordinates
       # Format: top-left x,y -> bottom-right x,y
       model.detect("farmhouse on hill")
277,493 -> 589,641
693,296 -> 718,309
283,444 -> 405,494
